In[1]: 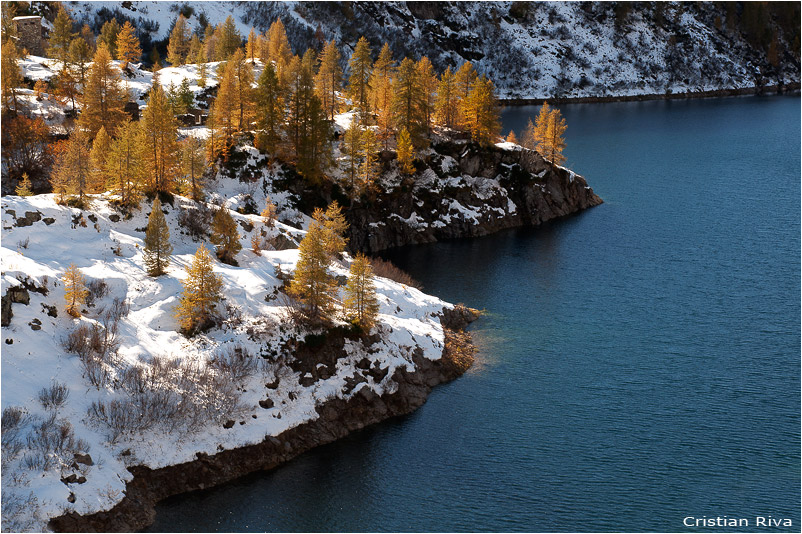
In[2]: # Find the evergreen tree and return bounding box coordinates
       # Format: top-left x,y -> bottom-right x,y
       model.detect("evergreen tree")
343,254 -> 380,329
287,219 -> 338,325
463,75 -> 501,146
315,40 -> 342,120
68,37 -> 92,86
139,82 -> 179,194
78,45 -> 128,138
396,127 -> 415,175
167,79 -> 194,115
175,244 -> 223,334
1,40 -> 22,113
48,6 -> 75,63
89,126 -> 111,192
15,173 -> 33,196
62,264 -> 88,318
347,37 -> 373,122
210,206 -> 242,265
98,19 -> 121,58
150,48 -> 162,72
435,66 -> 459,129
180,136 -> 206,201
51,130 -> 91,205
167,14 -> 191,65
255,62 -> 283,155
143,197 -> 173,276
116,21 -> 141,67
105,119 -> 142,207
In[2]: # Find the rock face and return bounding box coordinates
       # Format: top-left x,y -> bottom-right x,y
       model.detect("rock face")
347,141 -> 603,253
48,309 -> 479,533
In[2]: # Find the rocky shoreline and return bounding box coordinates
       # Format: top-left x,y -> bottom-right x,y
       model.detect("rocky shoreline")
499,83 -> 801,106
48,307 -> 481,533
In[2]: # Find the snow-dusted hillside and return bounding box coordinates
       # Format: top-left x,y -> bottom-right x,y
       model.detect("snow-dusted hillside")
64,1 -> 800,99
0,190 -> 454,531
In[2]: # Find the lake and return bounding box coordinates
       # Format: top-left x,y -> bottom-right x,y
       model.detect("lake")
149,95 -> 800,532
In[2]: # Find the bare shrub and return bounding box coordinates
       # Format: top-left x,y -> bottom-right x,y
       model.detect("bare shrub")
63,316 -> 121,388
1,492 -> 42,533
85,279 -> 109,308
369,257 -> 422,289
178,204 -> 212,238
209,345 -> 257,383
88,400 -> 138,442
16,237 -> 29,250
38,381 -> 69,411
1,407 -> 27,463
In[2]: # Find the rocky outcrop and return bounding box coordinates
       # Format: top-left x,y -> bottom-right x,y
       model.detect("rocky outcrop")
347,141 -> 603,253
48,309 -> 479,533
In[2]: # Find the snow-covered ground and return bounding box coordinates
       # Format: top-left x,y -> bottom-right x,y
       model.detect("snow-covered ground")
1,191 -> 452,531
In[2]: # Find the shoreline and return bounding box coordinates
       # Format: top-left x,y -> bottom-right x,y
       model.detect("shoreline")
499,83 -> 801,106
48,307 -> 481,533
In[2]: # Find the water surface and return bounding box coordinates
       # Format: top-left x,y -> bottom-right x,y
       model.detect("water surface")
150,95 -> 800,532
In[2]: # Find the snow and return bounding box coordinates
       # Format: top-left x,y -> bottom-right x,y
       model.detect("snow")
1,193 -> 454,531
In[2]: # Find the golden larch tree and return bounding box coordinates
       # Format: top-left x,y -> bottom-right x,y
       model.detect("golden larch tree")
175,244 -> 223,335
139,82 -> 179,194
343,254 -> 380,329
62,264 -> 88,318
105,119 -> 142,207
396,127 -> 415,175
347,36 -> 373,122
210,206 -> 242,265
143,197 -> 173,276
287,219 -> 338,325
79,45 -> 128,138
116,21 -> 142,67
315,40 -> 343,120
463,75 -> 501,146
89,126 -> 111,193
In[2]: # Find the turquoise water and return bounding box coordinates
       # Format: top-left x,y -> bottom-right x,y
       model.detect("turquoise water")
149,95 -> 800,532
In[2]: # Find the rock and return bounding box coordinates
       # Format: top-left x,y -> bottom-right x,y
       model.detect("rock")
67,493 -> 76,503
299,374 -> 315,387
238,220 -> 254,232
73,453 -> 93,466
41,303 -> 58,317
16,211 -> 42,227
109,214 -> 121,223
1,295 -> 11,327
223,420 -> 235,429
335,275 -> 347,286
271,233 -> 296,250
265,379 -> 279,389
61,474 -> 78,484
87,213 -> 98,223
77,476 -> 87,484
368,364 -> 389,382
43,217 -> 55,225
7,286 -> 30,305
5,339 -> 12,344
258,399 -> 274,409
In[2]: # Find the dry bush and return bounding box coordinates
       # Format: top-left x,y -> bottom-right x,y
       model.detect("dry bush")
209,345 -> 257,383
178,204 -> 212,238
63,301 -> 126,388
442,329 -> 476,376
369,257 -> 422,289
84,279 -> 109,308
38,381 -> 69,411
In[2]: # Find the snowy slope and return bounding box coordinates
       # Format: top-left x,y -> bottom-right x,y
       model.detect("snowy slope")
1,191 -> 452,531
63,1 -> 800,100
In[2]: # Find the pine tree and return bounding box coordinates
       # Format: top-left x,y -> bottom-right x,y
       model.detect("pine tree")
347,37 -> 373,122
48,6 -> 75,63
175,244 -> 223,334
396,127 -> 415,175
315,40 -> 342,120
393,57 -> 425,147
342,120 -> 362,191
89,126 -> 111,193
116,21 -> 141,67
78,45 -> 128,138
143,198 -> 173,276
105,119 -> 142,207
15,173 -> 33,196
139,82 -> 179,194
343,254 -> 380,329
51,130 -> 91,205
62,264 -> 88,318
68,37 -> 92,86
287,219 -> 338,325
463,75 -> 501,146
255,62 -> 283,155
167,14 -> 191,65
435,66 -> 459,129
210,206 -> 242,265
180,136 -> 206,201
359,127 -> 379,195
98,19 -> 121,58
1,40 -> 22,113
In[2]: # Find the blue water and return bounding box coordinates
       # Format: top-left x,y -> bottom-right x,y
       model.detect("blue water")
150,95 -> 800,532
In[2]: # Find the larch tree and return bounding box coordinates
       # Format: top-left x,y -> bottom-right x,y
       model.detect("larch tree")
15,173 -> 33,196
505,130 -> 518,143
315,201 -> 349,260
393,57 -> 425,147
143,197 -> 173,276
435,66 -> 459,129
415,56 -> 438,138
255,62 -> 283,155
532,101 -> 551,153
68,37 -> 92,86
213,16 -> 241,61
1,40 -> 22,113
167,14 -> 191,65
210,60 -> 237,156
246,27 -> 257,64
287,219 -> 338,325
116,21 -> 141,67
210,206 -> 242,265
175,244 -> 223,334
139,82 -> 179,194
396,127 -> 415,175
79,24 -> 96,51
180,136 -> 206,201
105,119 -> 142,207
341,120 -> 361,190
98,19 -> 121,58
454,61 -> 478,130
315,40 -> 342,121
343,254 -> 380,329
48,6 -> 75,63
370,42 -> 395,149
267,19 -> 292,68
88,126 -> 111,193
463,75 -> 501,146
347,37 -> 373,122
51,130 -> 91,206
359,127 -> 379,195
230,48 -> 255,131
195,41 -> 208,88
78,45 -> 128,138
62,264 -> 88,318
520,116 -> 538,150
262,196 -> 277,227
542,108 -> 567,168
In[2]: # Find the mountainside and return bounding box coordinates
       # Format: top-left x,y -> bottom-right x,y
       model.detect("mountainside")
65,0 -> 801,99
